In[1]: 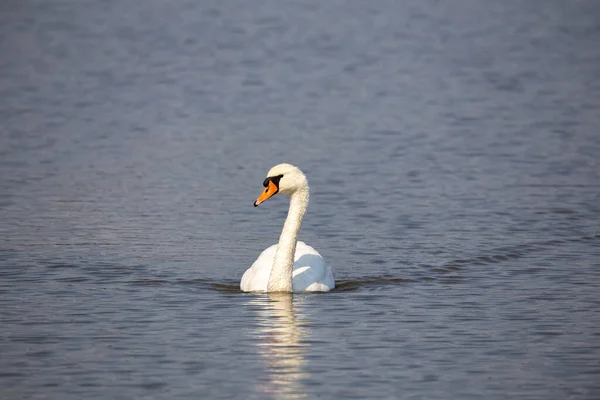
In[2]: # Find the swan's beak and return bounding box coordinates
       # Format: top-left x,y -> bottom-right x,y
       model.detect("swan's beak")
254,180 -> 278,207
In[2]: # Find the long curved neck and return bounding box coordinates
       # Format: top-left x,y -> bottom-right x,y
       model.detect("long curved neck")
267,188 -> 309,292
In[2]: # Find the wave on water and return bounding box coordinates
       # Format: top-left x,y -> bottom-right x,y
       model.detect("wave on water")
40,234 -> 600,293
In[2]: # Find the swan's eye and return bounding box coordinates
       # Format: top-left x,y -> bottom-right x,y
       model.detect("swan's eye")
271,174 -> 284,186
263,174 -> 284,188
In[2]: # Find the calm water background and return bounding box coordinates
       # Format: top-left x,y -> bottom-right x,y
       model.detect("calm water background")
1,1 -> 600,399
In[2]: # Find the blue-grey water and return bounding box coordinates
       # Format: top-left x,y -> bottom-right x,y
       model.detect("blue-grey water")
1,1 -> 600,399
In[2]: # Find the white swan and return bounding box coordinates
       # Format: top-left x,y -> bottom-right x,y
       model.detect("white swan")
241,164 -> 335,292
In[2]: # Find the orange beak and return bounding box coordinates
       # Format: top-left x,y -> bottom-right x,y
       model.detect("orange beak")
254,180 -> 278,207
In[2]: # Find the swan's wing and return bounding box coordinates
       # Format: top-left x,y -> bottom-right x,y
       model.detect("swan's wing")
240,244 -> 277,292
292,242 -> 335,292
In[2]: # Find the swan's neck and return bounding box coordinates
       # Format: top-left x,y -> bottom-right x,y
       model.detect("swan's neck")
268,188 -> 309,292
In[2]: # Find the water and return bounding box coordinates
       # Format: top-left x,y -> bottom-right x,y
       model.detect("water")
1,0 -> 600,398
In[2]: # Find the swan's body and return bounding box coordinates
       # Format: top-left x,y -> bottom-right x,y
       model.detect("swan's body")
241,241 -> 334,292
241,164 -> 335,293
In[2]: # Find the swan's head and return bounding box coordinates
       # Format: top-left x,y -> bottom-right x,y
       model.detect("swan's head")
254,163 -> 308,207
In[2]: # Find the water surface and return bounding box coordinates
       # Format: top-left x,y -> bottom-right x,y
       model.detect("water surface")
1,1 -> 599,399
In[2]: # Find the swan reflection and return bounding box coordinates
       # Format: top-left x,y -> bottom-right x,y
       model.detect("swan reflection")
252,293 -> 310,400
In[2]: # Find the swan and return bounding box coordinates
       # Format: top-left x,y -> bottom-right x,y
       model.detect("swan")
241,164 -> 335,292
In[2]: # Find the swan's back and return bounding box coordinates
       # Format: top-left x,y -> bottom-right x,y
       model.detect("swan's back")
241,241 -> 334,292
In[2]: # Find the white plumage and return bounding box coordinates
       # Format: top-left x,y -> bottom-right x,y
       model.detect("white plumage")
241,241 -> 334,292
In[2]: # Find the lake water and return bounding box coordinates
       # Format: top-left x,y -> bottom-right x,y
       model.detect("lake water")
1,1 -> 599,399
